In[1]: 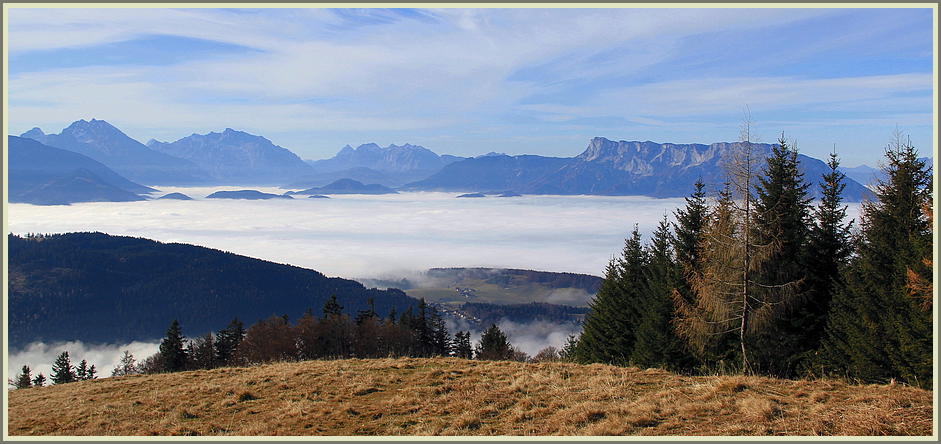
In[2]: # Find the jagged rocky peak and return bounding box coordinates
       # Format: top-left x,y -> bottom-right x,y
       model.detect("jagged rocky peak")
577,137 -> 727,171
63,118 -> 121,138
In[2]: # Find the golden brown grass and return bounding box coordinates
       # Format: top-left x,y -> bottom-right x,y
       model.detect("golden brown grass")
6,357 -> 934,436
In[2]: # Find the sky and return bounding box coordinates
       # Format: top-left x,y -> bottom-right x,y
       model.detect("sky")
3,5 -> 935,168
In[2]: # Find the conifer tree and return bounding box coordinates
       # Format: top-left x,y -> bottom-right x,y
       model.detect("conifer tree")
559,334 -> 579,362
750,133 -> 812,376
75,359 -> 97,380
453,331 -> 473,359
187,332 -> 217,370
215,316 -> 245,367
320,296 -> 352,358
355,298 -> 378,325
159,319 -> 189,372
575,227 -> 647,365
322,294 -> 344,319
14,365 -> 32,389
426,304 -> 452,357
673,178 -> 710,304
476,324 -> 512,360
50,351 -> 76,384
798,149 -> 854,376
32,373 -> 46,388
674,185 -> 743,370
631,216 -> 688,370
818,130 -> 932,387
676,117 -> 804,375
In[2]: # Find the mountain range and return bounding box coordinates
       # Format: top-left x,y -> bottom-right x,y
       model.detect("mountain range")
8,135 -> 153,205
402,138 -> 874,201
21,120 -> 211,185
10,118 -> 902,204
146,128 -> 314,184
289,142 -> 465,188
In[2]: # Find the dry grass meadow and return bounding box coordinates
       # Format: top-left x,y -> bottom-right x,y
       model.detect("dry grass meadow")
6,357 -> 935,437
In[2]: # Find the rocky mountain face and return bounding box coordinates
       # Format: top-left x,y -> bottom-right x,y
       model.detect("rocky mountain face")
21,119 -> 211,185
404,137 -> 872,201
147,128 -> 314,184
8,135 -> 152,205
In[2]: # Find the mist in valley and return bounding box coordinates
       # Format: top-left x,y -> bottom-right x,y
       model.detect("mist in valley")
7,190 -> 862,379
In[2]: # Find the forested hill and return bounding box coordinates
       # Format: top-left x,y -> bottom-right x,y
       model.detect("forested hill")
7,232 -> 418,349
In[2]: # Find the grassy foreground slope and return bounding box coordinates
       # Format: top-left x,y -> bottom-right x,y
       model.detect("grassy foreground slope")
6,357 -> 933,437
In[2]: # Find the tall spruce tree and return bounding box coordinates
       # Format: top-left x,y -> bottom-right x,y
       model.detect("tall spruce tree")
631,216 -> 688,370
799,149 -> 854,376
50,351 -> 76,384
575,226 -> 647,365
750,133 -> 812,376
673,178 -> 710,304
159,319 -> 189,372
818,131 -> 933,388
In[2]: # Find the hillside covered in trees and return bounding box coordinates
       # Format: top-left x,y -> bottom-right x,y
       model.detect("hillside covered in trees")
571,125 -> 933,389
6,232 -> 418,349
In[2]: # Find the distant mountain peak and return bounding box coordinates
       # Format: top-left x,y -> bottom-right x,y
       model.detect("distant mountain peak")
22,127 -> 45,138
148,128 -> 313,184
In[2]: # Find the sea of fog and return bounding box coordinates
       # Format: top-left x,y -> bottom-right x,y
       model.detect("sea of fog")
6,188 -> 861,379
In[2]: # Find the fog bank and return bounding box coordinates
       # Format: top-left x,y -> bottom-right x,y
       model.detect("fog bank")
8,190 -> 709,279
7,341 -> 161,383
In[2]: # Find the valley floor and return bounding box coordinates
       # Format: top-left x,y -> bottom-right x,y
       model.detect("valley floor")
6,357 -> 934,437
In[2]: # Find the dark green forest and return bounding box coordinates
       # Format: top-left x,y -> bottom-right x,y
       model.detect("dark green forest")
7,232 -> 418,349
459,301 -> 586,326
573,128 -> 933,388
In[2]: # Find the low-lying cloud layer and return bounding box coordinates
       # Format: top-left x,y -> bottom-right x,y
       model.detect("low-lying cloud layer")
7,340 -> 160,383
7,190 -> 708,278
7,190 -> 862,378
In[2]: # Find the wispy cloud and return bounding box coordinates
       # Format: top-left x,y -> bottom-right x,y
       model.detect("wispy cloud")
5,7 -> 933,165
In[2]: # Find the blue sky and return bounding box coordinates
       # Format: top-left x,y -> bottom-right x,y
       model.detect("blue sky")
4,6 -> 935,167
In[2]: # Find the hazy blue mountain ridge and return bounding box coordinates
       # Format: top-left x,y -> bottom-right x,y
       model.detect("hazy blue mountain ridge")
399,154 -> 571,193
20,119 -> 211,185
147,128 -> 314,184
304,142 -> 466,185
403,137 -> 874,201
8,135 -> 153,205
291,178 -> 399,195
11,119 -> 908,201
